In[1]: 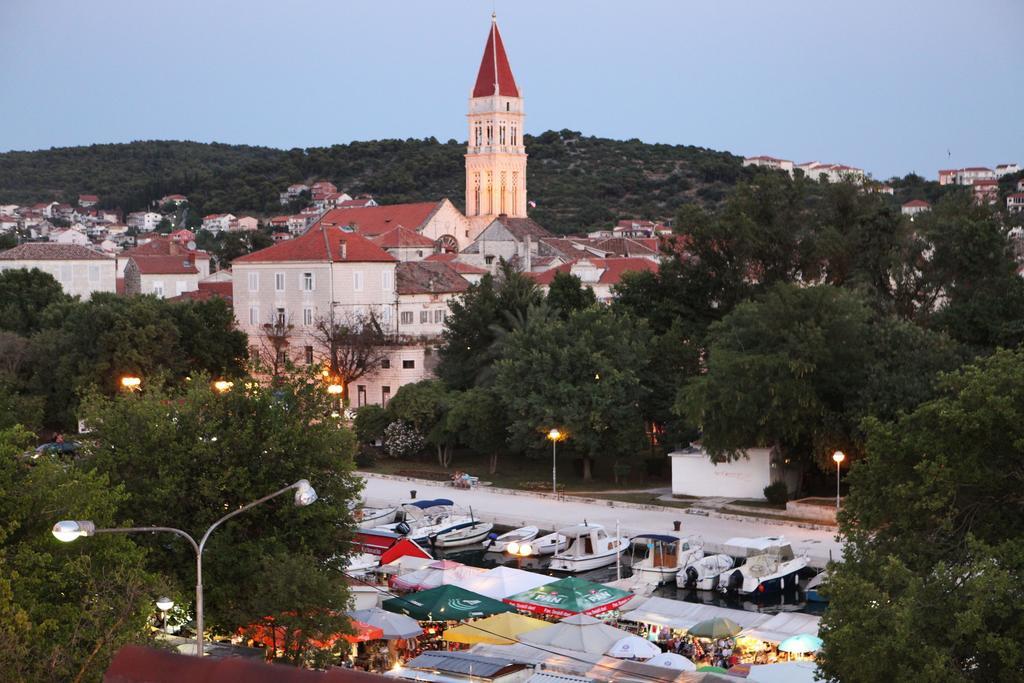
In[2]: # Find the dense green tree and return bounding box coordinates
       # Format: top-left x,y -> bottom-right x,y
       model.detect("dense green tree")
78,375 -> 360,663
438,263 -> 542,390
819,349 -> 1024,682
29,294 -> 247,427
546,272 -> 596,318
387,380 -> 457,466
0,425 -> 162,683
492,306 -> 649,480
353,404 -> 390,445
679,283 -> 960,472
0,269 -> 69,335
446,387 -> 508,474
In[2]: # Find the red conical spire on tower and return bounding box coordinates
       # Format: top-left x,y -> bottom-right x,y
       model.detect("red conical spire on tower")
472,14 -> 519,98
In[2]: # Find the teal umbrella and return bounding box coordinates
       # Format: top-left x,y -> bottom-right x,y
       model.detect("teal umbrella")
778,633 -> 823,654
382,585 -> 514,621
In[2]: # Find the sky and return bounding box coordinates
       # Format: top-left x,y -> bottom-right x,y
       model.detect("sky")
1,0 -> 1021,180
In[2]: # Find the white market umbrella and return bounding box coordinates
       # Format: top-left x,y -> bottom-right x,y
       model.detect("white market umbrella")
520,613 -> 632,655
606,635 -> 662,659
391,559 -> 486,592
645,652 -> 698,672
748,662 -> 820,683
461,566 -> 556,599
346,607 -> 422,640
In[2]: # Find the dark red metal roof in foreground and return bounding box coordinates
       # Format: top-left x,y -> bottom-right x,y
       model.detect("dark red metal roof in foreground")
105,645 -> 390,683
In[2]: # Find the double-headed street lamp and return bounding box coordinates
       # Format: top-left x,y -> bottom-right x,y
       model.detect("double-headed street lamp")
52,479 -> 318,657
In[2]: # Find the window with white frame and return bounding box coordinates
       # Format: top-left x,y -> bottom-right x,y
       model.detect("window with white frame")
400,311 -> 413,325
152,281 -> 164,297
275,272 -> 285,292
249,306 -> 259,325
60,265 -> 72,283
380,306 -> 392,323
353,271 -> 364,292
248,272 -> 258,291
88,265 -> 100,282
434,309 -> 444,323
420,310 -> 429,324
303,307 -> 313,326
381,269 -> 393,291
302,272 -> 314,291
275,307 -> 286,325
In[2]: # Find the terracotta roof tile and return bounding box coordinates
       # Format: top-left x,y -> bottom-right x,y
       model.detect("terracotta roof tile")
319,202 -> 442,237
0,243 -> 111,261
234,224 -> 396,264
371,226 -> 437,249
529,257 -> 659,286
129,255 -> 199,274
396,261 -> 470,295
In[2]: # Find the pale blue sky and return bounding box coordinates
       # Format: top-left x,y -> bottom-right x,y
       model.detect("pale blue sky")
1,0 -> 1021,179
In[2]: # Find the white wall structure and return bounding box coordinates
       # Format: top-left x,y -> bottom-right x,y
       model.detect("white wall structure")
668,447 -> 775,499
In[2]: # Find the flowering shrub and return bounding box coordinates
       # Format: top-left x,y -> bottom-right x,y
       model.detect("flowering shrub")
383,421 -> 424,459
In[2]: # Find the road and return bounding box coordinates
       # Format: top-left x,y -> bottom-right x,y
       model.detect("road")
359,473 -> 843,568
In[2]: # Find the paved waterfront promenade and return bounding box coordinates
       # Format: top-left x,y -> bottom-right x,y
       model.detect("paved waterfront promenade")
359,473 -> 843,569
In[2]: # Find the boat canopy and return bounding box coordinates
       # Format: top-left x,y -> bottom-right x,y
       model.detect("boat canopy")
631,534 -> 679,544
556,524 -> 604,536
407,498 -> 455,510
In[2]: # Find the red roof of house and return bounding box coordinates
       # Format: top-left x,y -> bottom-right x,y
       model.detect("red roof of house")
129,255 -> 200,275
973,179 -> 998,186
234,224 -> 396,264
338,198 -> 376,209
423,252 -> 489,275
171,280 -> 232,302
472,17 -> 519,98
1007,193 -> 1024,200
371,226 -> 437,249
529,257 -> 659,286
396,261 -> 470,295
319,202 -> 442,237
962,167 -> 993,172
78,194 -> 98,201
122,237 -> 209,259
902,199 -> 931,208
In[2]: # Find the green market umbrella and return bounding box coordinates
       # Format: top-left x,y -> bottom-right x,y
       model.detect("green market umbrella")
687,617 -> 742,639
504,576 -> 633,618
698,665 -> 728,673
382,585 -> 514,621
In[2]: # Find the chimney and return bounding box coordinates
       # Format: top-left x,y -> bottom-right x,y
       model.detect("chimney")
524,234 -> 532,272
339,241 -> 347,259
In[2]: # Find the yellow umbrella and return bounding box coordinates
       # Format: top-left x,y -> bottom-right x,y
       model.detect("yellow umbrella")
443,612 -> 553,645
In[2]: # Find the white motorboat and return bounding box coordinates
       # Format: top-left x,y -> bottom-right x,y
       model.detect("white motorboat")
629,534 -> 704,585
676,554 -> 735,590
431,519 -> 495,548
490,525 -> 539,553
355,505 -> 399,529
531,531 -> 568,556
377,499 -> 492,548
549,523 -> 627,573
804,570 -> 829,603
718,537 -> 808,595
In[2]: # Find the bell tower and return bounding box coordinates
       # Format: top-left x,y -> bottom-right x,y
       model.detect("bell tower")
465,14 -> 527,223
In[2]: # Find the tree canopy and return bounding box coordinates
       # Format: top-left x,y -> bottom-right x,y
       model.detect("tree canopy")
819,349 -> 1024,682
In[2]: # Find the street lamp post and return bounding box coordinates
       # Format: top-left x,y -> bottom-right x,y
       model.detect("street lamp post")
547,429 -> 562,496
156,597 -> 175,632
52,479 -> 318,657
832,451 -> 845,511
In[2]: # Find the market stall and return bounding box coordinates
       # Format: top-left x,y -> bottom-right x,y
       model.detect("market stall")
519,614 -> 632,655
503,577 -> 633,619
443,612 -> 553,646
382,585 -> 516,654
391,559 -> 487,592
460,566 -> 557,600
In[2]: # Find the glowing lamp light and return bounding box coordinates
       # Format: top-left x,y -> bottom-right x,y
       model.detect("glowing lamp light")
507,541 -> 520,556
327,384 -> 344,396
156,597 -> 175,612
832,450 -> 846,464
52,520 -> 96,542
547,428 -> 562,442
293,479 -> 318,507
213,380 -> 234,393
120,376 -> 142,391
519,543 -> 534,556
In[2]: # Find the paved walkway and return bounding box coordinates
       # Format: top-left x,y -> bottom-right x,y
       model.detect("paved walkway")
359,473 -> 843,569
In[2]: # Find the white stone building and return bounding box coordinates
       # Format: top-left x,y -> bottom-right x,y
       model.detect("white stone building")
0,243 -> 116,299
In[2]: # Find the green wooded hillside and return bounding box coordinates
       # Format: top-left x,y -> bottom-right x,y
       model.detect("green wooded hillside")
0,131 -> 746,232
